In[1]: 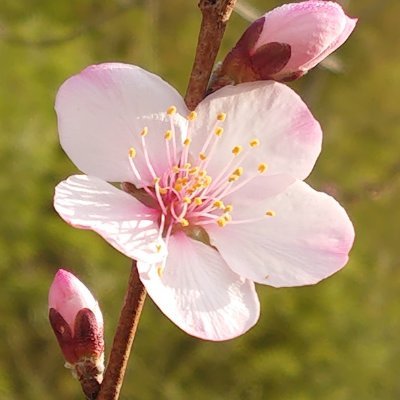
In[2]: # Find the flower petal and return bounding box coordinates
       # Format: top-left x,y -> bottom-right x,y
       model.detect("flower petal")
208,181 -> 354,287
54,175 -> 165,263
191,81 -> 321,180
56,63 -> 188,185
222,174 -> 296,215
137,231 -> 260,341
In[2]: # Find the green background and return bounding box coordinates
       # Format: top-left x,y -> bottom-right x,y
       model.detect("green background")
0,0 -> 399,399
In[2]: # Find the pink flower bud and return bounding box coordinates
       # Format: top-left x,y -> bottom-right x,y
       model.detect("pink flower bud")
49,269 -> 105,399
48,269 -> 104,364
212,1 -> 357,87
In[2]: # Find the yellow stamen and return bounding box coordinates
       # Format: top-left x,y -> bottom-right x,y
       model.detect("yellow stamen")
183,197 -> 191,204
189,166 -> 199,175
183,138 -> 191,146
187,111 -> 197,121
156,244 -> 162,253
258,163 -> 268,174
215,127 -> 224,137
140,127 -> 148,137
217,112 -> 226,122
167,106 -> 177,116
228,174 -> 240,182
199,152 -> 207,161
180,218 -> 189,227
265,210 -> 276,217
198,170 -> 207,177
183,163 -> 191,170
224,204 -> 233,213
232,145 -> 243,156
203,176 -> 212,186
159,187 -> 168,195
213,200 -> 225,209
172,165 -> 180,174
153,177 -> 160,184
129,147 -> 136,158
194,197 -> 203,205
217,217 -> 227,227
223,213 -> 232,222
164,130 -> 172,140
174,183 -> 183,191
233,167 -> 244,177
156,264 -> 164,278
249,138 -> 260,147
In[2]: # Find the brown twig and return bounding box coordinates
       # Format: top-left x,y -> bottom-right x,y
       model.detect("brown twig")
96,262 -> 146,400
184,0 -> 237,110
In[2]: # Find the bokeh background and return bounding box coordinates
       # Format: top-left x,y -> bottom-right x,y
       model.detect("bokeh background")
0,0 -> 399,399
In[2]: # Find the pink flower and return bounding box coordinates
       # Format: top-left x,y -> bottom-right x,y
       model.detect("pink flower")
49,269 -> 104,365
54,63 -> 354,341
215,1 -> 357,84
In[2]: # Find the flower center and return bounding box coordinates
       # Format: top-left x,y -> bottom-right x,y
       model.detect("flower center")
126,106 -> 276,249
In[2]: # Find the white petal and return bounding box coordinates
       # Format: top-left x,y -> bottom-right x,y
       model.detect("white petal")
56,63 -> 188,185
54,175 -> 165,263
137,231 -> 260,341
190,81 -> 321,181
208,181 -> 354,287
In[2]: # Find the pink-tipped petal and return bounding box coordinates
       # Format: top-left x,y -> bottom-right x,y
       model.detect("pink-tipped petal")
56,63 -> 188,186
255,1 -> 357,73
209,181 -> 354,287
137,231 -> 260,341
306,15 -> 357,70
54,175 -> 166,263
49,269 -> 103,334
191,81 -> 321,180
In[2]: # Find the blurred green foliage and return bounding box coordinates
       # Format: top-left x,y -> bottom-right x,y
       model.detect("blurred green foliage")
0,0 -> 399,399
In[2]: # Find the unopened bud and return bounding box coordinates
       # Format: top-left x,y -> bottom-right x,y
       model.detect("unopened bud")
49,269 -> 104,399
209,1 -> 357,90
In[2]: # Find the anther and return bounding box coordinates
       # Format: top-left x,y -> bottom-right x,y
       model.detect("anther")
129,147 -> 137,158
189,167 -> 199,175
194,197 -> 203,205
167,106 -> 177,116
187,111 -> 197,121
216,217 -> 227,227
217,112 -> 226,122
159,187 -> 168,195
199,152 -> 207,161
198,170 -> 207,177
164,130 -> 172,140
228,174 -> 240,182
213,200 -> 225,209
180,218 -> 189,227
224,204 -> 233,213
232,145 -> 243,156
249,138 -> 260,147
172,165 -> 180,174
183,163 -> 191,170
140,127 -> 148,137
153,177 -> 160,184
258,163 -> 268,174
215,127 -> 224,137
184,138 -> 191,146
156,264 -> 164,278
265,210 -> 276,217
156,244 -> 162,253
183,197 -> 191,204
233,167 -> 244,177
223,213 -> 232,222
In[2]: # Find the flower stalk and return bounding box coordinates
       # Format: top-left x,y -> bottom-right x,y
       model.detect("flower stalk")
184,0 -> 237,110
96,261 -> 147,400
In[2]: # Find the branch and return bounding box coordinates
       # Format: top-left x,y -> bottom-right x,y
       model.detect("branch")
184,0 -> 237,110
96,262 -> 146,400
